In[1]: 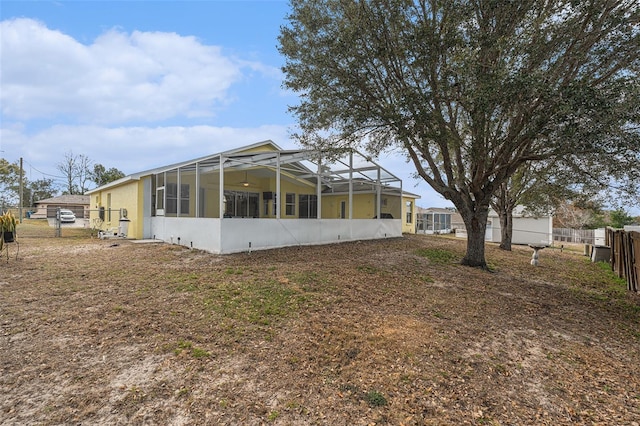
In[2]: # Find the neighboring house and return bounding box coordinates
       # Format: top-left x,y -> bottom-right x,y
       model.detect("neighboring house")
455,205 -> 553,245
415,207 -> 463,234
31,195 -> 90,219
86,140 -> 419,254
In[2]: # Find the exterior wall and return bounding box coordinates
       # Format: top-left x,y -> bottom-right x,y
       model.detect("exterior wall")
385,195 -> 402,220
401,197 -> 417,234
321,193 -> 374,219
150,217 -> 221,251
321,193 -> 402,219
89,180 -> 143,238
142,176 -> 153,239
198,170 -> 222,218
486,215 -> 553,245
274,177 -> 316,218
149,217 -> 401,254
182,171 -> 197,218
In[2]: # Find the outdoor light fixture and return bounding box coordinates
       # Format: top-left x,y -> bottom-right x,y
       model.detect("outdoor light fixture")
241,171 -> 250,187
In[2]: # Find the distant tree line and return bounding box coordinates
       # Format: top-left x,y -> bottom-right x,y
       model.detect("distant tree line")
0,152 -> 124,209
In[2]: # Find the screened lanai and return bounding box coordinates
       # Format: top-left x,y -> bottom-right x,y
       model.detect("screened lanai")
149,147 -> 403,221
88,140 -> 411,254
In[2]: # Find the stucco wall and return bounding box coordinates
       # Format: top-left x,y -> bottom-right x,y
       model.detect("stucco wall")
149,217 -> 401,254
321,193 -> 402,219
89,180 -> 142,238
401,197 -> 417,234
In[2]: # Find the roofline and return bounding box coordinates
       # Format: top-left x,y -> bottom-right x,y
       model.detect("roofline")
402,191 -> 421,199
85,175 -> 139,194
86,140 -> 281,194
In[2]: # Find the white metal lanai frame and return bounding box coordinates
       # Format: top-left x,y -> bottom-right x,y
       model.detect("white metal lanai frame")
147,146 -> 404,253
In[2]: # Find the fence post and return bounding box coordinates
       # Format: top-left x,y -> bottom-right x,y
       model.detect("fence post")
55,207 -> 61,237
631,232 -> 639,292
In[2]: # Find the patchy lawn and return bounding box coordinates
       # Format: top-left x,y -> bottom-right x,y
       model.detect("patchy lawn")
1,221 -> 639,425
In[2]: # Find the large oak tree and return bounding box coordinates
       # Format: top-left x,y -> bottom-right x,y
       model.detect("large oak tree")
279,0 -> 640,268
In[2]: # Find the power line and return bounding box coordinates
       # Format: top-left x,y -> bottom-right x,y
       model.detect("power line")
22,159 -> 66,179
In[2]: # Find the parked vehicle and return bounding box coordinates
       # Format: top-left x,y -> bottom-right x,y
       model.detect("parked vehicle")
59,209 -> 76,223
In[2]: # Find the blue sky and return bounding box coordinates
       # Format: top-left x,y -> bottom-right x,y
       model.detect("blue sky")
1,0 -> 449,208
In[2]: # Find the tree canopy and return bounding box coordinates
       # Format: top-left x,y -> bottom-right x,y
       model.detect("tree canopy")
279,0 -> 640,268
90,164 -> 126,187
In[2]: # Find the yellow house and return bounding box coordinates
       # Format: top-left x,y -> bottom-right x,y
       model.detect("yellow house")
86,140 -> 419,253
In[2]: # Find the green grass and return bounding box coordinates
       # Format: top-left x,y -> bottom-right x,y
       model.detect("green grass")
202,278 -> 312,326
364,390 -> 388,407
174,340 -> 210,358
356,264 -> 380,274
415,248 -> 459,263
224,267 -> 243,275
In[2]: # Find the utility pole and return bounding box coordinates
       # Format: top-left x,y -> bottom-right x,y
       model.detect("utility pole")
19,157 -> 23,223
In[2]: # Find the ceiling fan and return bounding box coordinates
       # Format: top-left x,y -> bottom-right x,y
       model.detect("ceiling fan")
240,171 -> 250,187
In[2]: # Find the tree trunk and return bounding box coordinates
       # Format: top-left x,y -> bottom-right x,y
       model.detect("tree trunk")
498,207 -> 513,251
460,208 -> 490,269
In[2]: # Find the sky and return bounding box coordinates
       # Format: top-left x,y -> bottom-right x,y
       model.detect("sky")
0,0 -> 451,209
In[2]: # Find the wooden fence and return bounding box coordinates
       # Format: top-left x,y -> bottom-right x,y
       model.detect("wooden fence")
605,228 -> 639,293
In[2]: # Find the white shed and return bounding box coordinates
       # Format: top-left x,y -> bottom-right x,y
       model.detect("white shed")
454,206 -> 553,245
487,206 -> 553,245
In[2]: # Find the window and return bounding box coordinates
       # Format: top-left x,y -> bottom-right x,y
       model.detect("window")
262,191 -> 276,217
107,193 -> 112,222
224,190 -> 259,217
340,201 -> 346,219
166,183 -> 190,215
285,193 -> 295,216
299,194 -> 317,218
406,201 -> 413,224
155,173 -> 165,215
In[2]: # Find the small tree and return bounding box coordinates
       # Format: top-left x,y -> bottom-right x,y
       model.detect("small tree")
609,209 -> 635,229
27,178 -> 57,206
0,158 -> 28,208
56,151 -> 93,194
554,200 -> 606,229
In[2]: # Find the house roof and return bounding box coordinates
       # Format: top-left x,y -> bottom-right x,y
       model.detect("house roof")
34,194 -> 90,205
86,140 -> 282,194
87,140 -> 404,195
417,207 -> 456,214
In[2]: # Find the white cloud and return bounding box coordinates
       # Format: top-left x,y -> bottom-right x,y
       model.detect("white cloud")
0,18 -> 244,124
7,124 -> 293,177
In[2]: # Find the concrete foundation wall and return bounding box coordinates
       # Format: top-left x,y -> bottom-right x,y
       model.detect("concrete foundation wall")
149,217 -> 401,254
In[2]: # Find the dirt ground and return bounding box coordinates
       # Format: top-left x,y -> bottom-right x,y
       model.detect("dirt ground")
1,221 -> 639,425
